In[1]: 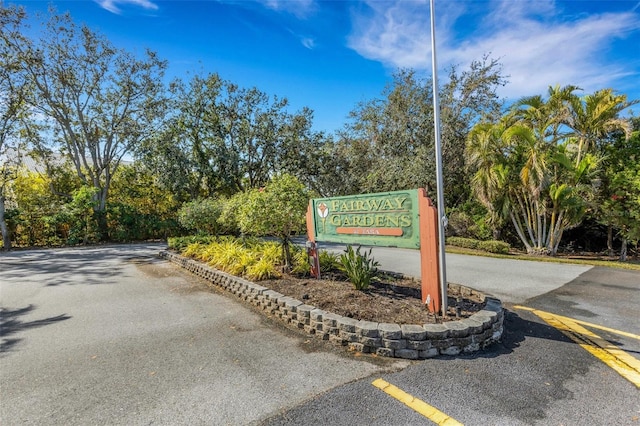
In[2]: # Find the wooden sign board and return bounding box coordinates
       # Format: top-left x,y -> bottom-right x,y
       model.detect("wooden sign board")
307,188 -> 442,314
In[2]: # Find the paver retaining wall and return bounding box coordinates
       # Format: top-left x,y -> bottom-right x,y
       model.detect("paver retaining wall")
159,250 -> 504,359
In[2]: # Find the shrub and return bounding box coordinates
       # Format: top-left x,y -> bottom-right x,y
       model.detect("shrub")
177,198 -> 223,235
182,242 -> 206,258
168,235 -> 217,252
217,194 -> 244,236
290,245 -> 311,276
447,236 -> 510,254
339,245 -> 380,290
254,241 -> 283,265
237,174 -> 309,269
478,240 -> 511,254
319,250 -> 341,273
246,257 -> 281,280
447,237 -> 479,250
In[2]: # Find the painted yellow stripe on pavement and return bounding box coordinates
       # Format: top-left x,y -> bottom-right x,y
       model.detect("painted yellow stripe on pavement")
514,306 -> 640,388
514,305 -> 640,341
372,379 -> 464,426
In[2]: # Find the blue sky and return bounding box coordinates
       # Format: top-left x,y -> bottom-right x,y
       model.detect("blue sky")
13,0 -> 640,133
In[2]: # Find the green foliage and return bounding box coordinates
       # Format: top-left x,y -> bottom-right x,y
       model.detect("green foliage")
167,235 -> 218,251
217,193 -> 244,236
178,198 -> 224,235
336,58 -> 506,204
238,174 -> 309,269
246,258 -> 281,281
290,245 -> 311,276
446,202 -> 493,240
339,245 -> 380,291
138,72 -> 323,198
477,240 -> 511,254
65,186 -> 100,245
447,237 -> 510,254
447,237 -> 479,250
7,9 -> 167,240
319,250 -> 341,273
466,85 -> 636,255
598,120 -> 640,258
107,164 -> 180,241
8,169 -> 73,247
173,236 -> 285,281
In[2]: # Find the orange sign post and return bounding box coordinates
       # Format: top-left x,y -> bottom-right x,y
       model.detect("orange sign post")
306,188 -> 442,314
417,188 -> 441,313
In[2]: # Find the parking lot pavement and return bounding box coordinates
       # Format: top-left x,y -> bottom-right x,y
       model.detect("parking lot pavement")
0,244 -> 405,425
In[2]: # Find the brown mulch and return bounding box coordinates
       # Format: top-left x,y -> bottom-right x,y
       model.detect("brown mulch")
259,272 -> 485,325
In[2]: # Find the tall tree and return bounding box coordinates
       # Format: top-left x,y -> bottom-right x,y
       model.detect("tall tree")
466,122 -> 509,239
564,88 -> 636,166
598,117 -> 640,260
5,8 -> 167,239
467,86 -> 634,255
339,57 -> 506,205
0,4 -> 30,250
138,73 -> 227,200
139,73 -> 319,199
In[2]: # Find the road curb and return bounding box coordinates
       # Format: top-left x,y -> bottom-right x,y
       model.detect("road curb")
160,250 -> 504,359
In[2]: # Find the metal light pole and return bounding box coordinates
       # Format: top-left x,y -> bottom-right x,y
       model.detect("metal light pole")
429,0 -> 448,315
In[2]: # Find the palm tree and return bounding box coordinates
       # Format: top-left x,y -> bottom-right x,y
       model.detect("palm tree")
564,88 -> 637,166
466,122 -> 509,239
467,87 -> 605,255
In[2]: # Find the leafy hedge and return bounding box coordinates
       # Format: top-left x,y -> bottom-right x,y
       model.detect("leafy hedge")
447,236 -> 510,254
168,236 -> 313,281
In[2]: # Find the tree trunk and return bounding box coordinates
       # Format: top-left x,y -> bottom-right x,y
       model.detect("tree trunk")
94,208 -> 109,242
281,236 -> 292,271
619,238 -> 628,262
0,194 -> 12,251
94,186 -> 110,241
607,225 -> 614,257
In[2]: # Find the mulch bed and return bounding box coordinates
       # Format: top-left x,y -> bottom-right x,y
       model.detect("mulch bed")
259,272 -> 485,324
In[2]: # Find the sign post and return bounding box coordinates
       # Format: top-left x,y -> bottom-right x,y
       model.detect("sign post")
307,189 -> 442,314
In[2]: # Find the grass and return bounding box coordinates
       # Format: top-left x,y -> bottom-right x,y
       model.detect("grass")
445,245 -> 640,271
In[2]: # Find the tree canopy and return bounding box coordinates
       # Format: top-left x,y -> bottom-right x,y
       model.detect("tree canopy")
1,3 -> 638,259
4,7 -> 167,239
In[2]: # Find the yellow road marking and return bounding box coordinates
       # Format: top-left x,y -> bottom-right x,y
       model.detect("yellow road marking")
514,305 -> 640,341
372,379 -> 464,425
514,306 -> 640,388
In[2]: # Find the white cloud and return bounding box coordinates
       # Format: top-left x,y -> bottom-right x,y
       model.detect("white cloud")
301,37 -> 315,49
96,0 -> 159,15
259,0 -> 316,19
348,0 -> 640,99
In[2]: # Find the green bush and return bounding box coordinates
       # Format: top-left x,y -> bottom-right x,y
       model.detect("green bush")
177,198 -> 224,235
319,250 -> 341,273
339,245 -> 380,291
168,235 -> 218,251
290,245 -> 311,276
447,237 -> 479,250
447,236 -> 510,254
478,240 -> 511,254
217,194 -> 244,236
170,235 -> 286,281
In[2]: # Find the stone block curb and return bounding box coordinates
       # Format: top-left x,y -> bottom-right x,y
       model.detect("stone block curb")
159,250 -> 504,360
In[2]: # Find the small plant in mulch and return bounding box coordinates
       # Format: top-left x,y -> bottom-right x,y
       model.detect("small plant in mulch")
338,245 -> 380,290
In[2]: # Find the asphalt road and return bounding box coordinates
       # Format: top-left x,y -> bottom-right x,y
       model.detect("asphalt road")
315,242 -> 593,304
0,244 -> 405,426
2,244 -> 638,425
262,265 -> 640,425
268,244 -> 640,425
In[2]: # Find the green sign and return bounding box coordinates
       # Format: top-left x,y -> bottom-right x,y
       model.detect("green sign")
310,189 -> 420,248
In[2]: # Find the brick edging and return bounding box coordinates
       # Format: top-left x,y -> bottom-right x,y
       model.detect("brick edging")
159,250 -> 504,359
